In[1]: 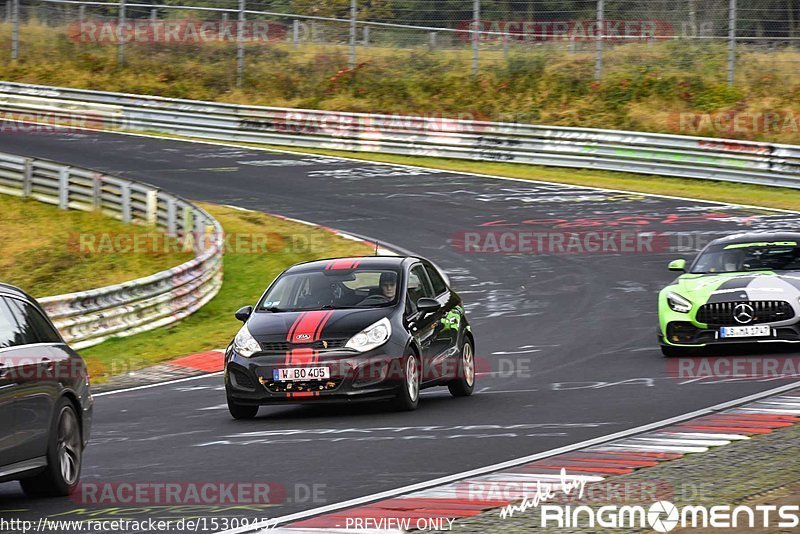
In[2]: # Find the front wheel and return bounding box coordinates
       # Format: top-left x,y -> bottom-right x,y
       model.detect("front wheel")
392,352 -> 421,411
20,398 -> 83,497
227,396 -> 259,420
448,339 -> 475,397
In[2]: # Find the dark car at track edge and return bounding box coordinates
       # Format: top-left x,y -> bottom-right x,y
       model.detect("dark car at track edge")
224,256 -> 475,419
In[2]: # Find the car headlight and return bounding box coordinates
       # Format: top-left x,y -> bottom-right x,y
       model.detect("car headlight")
667,292 -> 693,313
346,318 -> 391,353
233,325 -> 261,357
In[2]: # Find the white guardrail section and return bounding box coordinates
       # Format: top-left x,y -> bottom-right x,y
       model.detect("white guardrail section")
0,151 -> 224,349
0,81 -> 799,188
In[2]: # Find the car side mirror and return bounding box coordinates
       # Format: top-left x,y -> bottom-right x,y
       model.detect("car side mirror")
416,298 -> 441,314
235,305 -> 253,322
668,259 -> 686,272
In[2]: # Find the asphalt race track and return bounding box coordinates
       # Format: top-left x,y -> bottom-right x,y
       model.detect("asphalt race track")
1,129 -> 799,532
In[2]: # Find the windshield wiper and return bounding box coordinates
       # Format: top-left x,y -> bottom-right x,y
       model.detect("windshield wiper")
263,306 -> 286,312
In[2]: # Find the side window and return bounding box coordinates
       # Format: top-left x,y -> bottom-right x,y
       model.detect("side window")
407,265 -> 434,309
4,298 -> 61,344
424,264 -> 448,296
0,297 -> 24,348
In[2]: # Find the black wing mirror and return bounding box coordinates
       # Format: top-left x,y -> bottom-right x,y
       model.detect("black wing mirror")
235,305 -> 253,322
416,298 -> 441,314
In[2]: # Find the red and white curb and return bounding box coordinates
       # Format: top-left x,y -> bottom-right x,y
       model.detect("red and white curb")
219,384 -> 800,533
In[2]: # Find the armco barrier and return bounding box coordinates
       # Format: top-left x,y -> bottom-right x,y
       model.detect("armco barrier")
0,151 -> 224,349
0,81 -> 799,188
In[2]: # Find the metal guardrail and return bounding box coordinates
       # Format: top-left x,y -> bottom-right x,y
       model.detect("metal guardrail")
0,81 -> 798,189
0,150 -> 224,349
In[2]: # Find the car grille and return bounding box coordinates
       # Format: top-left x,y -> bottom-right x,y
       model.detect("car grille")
696,301 -> 795,326
262,378 -> 344,393
258,339 -> 349,353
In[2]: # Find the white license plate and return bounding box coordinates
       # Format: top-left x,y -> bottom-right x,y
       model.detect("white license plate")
719,325 -> 772,338
272,366 -> 330,382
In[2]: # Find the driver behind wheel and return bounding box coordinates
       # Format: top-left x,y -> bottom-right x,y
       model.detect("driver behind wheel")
379,271 -> 397,300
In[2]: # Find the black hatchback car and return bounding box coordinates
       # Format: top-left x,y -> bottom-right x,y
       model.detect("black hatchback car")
225,256 -> 475,419
0,283 -> 93,496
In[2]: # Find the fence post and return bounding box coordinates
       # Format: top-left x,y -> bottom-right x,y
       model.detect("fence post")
429,31 -> 436,50
4,1 -> 9,23
472,0 -> 479,76
11,0 -> 18,60
58,167 -> 70,210
21,158 -> 32,198
363,25 -> 369,47
349,0 -> 356,69
595,0 -> 604,81
728,0 -> 737,86
236,0 -> 245,88
182,205 -> 193,237
166,197 -> 177,235
78,4 -> 85,27
292,19 -> 299,48
120,182 -> 131,223
150,8 -> 157,22
117,0 -> 126,66
145,189 -> 158,225
92,175 -> 102,210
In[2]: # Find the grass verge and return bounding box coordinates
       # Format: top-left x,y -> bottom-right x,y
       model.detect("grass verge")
79,203 -> 373,382
0,194 -> 192,296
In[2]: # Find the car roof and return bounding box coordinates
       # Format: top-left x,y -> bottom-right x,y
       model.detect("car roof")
286,256 -> 419,273
0,282 -> 32,301
709,232 -> 800,246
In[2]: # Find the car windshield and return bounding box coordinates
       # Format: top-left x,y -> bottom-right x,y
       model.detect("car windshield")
258,268 -> 401,312
691,241 -> 800,274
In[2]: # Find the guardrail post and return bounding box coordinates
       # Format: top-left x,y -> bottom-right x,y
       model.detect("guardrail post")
5,1 -> 10,23
78,4 -> 85,27
117,0 -> 126,67
194,216 -> 206,253
182,205 -> 192,238
236,0 -> 245,88
21,158 -> 32,198
92,175 -> 102,210
363,25 -> 369,48
166,197 -> 177,235
349,0 -> 357,69
150,8 -> 157,22
145,189 -> 158,225
429,31 -> 436,50
728,0 -> 737,86
292,19 -> 299,48
58,167 -> 70,210
120,182 -> 131,223
11,0 -> 19,60
471,0 -> 480,77
595,0 -> 604,81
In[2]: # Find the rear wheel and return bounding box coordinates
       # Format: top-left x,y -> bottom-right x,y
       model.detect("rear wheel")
20,398 -> 82,497
227,396 -> 259,420
448,338 -> 475,397
392,351 -> 420,411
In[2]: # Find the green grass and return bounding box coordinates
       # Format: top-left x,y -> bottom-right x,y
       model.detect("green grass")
0,194 -> 192,297
80,203 -> 373,382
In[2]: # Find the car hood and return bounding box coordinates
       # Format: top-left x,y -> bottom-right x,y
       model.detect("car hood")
246,307 -> 392,343
670,271 -> 800,304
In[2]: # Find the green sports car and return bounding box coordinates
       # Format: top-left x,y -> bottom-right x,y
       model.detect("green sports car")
658,232 -> 800,357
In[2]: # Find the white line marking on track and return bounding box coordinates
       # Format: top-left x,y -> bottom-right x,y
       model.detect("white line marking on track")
218,380 -> 800,533
93,372 -> 223,397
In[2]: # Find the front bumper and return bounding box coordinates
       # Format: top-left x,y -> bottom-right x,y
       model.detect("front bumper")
659,320 -> 800,347
225,342 -> 408,405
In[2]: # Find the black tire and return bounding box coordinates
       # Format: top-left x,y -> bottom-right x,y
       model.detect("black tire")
227,396 -> 259,420
661,345 -> 693,357
20,397 -> 82,498
448,338 -> 475,397
392,351 -> 421,411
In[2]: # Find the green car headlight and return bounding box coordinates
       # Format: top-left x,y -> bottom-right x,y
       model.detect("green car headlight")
666,292 -> 693,313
